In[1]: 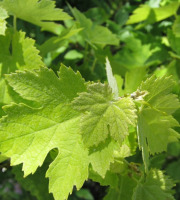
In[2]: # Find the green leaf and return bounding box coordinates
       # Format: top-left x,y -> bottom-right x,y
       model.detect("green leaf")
140,75 -> 180,114
89,169 -> 119,188
124,68 -> 146,94
137,75 -> 180,171
75,189 -> 94,200
0,6 -> 8,35
168,29 -> 180,56
64,49 -> 83,60
126,4 -> 151,24
70,7 -> 119,47
114,37 -> 153,69
0,30 -> 43,72
39,26 -> 82,57
127,2 -> 179,24
0,0 -> 71,34
72,83 -> 137,147
105,57 -> 119,99
0,66 -> 89,200
89,138 -> 120,177
132,169 -> 175,200
167,160 -> 180,181
0,29 -> 43,110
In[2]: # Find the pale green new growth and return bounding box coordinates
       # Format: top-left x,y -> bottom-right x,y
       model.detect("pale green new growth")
105,57 -> 119,99
0,0 -> 71,34
132,169 -> 175,200
72,83 -> 137,147
0,7 -> 8,35
89,139 -> 120,177
0,66 -> 89,200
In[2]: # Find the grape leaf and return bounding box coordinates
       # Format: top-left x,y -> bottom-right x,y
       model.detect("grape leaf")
137,75 -> 180,171
132,169 -> 175,200
0,6 -> 8,35
127,2 -> 179,24
138,109 -> 179,172
70,7 -> 119,47
89,169 -> 119,188
0,66 -> 89,200
89,138 -> 121,177
0,29 -> 43,113
72,83 -> 137,147
89,129 -> 137,178
114,37 -> 153,69
0,0 -> 71,34
140,75 -> 180,114
168,29 -> 180,56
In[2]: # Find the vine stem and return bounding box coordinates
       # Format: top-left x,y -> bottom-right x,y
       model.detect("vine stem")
91,58 -> 97,72
13,15 -> 17,32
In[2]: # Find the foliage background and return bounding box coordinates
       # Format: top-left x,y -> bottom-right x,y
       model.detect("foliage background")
0,0 -> 180,199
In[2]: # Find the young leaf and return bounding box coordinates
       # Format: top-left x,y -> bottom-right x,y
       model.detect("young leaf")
105,57 -> 119,99
0,0 -> 71,34
132,169 -> 175,200
0,7 -> 8,35
89,138 -> 120,177
72,83 -> 137,147
0,66 -> 89,200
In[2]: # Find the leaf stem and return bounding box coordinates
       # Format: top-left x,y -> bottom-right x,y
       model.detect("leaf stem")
91,58 -> 97,72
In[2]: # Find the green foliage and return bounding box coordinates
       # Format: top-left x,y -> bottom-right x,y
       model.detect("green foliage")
132,169 -> 175,200
0,0 -> 180,200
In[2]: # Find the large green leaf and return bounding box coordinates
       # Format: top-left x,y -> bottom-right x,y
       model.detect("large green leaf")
72,83 -> 137,147
0,0 -> 71,34
0,66 -> 89,200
